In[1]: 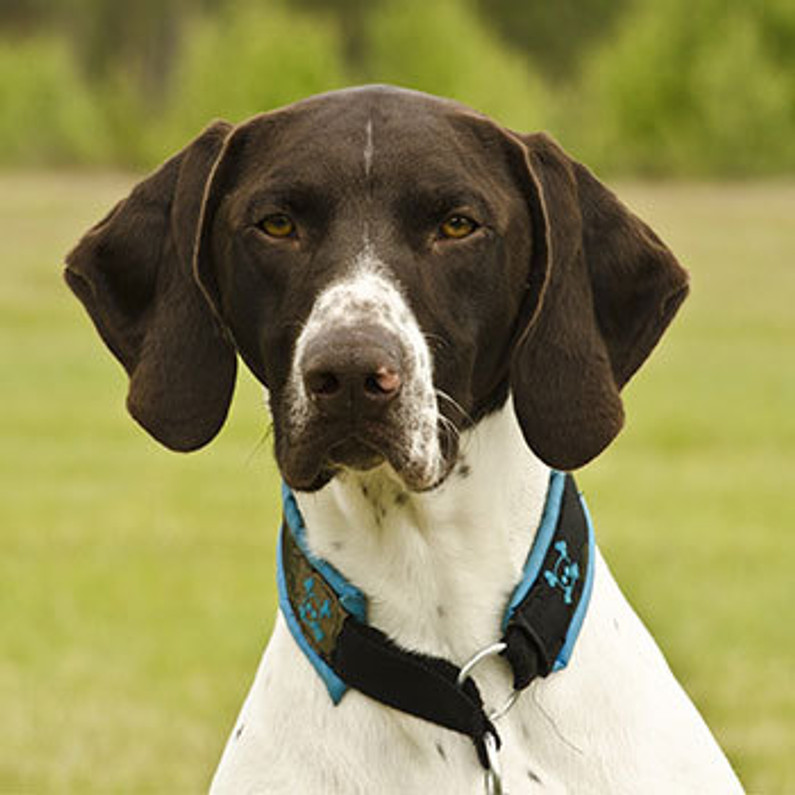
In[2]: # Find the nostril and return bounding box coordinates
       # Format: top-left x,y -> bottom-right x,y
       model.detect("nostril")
365,367 -> 402,397
306,370 -> 341,398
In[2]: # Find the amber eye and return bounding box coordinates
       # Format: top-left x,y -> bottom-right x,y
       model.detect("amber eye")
439,215 -> 478,239
260,213 -> 296,238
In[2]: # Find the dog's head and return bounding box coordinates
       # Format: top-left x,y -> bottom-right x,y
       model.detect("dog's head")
65,86 -> 688,492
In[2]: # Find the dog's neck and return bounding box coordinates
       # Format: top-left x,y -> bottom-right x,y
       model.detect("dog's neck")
294,398 -> 550,665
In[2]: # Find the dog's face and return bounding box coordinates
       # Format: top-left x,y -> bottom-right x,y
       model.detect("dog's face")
195,89 -> 540,491
65,86 -> 688,492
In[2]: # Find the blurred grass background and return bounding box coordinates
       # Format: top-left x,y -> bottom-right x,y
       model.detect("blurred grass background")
1,0 -> 794,792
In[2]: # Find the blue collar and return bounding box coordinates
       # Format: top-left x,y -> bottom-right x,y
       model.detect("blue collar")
277,470 -> 595,704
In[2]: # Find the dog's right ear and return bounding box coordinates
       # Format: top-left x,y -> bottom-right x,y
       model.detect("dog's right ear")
64,121 -> 238,452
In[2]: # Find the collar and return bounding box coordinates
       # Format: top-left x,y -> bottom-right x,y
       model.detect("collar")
277,470 -> 595,769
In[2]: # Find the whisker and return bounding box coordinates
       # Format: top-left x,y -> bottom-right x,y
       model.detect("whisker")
246,419 -> 274,468
435,388 -> 474,427
437,412 -> 459,440
437,412 -> 461,455
531,684 -> 583,755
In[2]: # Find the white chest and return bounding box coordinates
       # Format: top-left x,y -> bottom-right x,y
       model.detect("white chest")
210,406 -> 742,794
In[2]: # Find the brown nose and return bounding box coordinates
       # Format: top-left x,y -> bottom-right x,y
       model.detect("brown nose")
301,327 -> 403,420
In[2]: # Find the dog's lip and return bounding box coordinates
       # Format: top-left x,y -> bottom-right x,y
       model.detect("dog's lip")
312,418 -> 398,457
279,421 -> 396,486
278,415 -> 459,492
326,436 -> 385,471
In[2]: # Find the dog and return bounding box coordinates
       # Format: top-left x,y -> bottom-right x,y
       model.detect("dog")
65,86 -> 743,793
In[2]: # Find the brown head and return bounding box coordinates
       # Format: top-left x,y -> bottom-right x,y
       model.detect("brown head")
65,86 -> 688,490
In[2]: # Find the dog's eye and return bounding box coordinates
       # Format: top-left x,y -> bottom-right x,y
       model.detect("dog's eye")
260,213 -> 296,239
439,215 -> 478,239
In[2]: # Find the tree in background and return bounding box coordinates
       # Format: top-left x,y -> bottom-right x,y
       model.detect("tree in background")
567,0 -> 795,175
0,0 -> 794,175
475,0 -> 627,83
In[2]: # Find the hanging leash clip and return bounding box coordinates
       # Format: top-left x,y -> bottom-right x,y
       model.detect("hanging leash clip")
457,641 -> 519,795
483,731 -> 503,795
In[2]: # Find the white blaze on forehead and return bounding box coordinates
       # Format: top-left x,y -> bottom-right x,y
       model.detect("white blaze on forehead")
364,118 -> 374,179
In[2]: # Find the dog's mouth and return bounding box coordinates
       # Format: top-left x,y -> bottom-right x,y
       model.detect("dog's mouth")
327,436 -> 385,471
277,414 -> 457,493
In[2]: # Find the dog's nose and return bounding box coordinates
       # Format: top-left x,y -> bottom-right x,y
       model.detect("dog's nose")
302,328 -> 403,420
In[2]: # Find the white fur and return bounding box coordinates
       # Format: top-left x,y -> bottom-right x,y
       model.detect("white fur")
210,400 -> 743,794
284,253 -> 444,489
364,118 -> 374,179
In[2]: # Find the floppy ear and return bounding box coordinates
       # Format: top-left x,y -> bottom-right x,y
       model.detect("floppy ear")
510,133 -> 689,471
64,121 -> 238,451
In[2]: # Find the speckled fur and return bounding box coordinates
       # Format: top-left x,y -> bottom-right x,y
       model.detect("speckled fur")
284,247 -> 443,490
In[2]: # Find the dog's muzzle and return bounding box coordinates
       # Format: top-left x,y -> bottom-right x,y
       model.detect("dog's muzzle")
280,267 -> 448,490
300,324 -> 404,470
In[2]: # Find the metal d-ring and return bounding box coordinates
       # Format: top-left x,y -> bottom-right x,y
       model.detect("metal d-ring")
456,641 -> 520,722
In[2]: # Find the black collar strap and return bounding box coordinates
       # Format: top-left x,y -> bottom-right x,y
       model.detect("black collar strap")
276,471 -> 595,771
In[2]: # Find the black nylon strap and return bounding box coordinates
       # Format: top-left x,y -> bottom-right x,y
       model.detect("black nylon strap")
333,618 -> 499,768
501,474 -> 590,689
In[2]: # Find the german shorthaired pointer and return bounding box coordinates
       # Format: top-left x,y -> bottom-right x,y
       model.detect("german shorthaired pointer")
65,86 -> 743,793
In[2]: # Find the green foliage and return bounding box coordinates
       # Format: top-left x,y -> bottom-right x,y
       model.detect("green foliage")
361,0 -> 550,132
1,0 -> 795,175
566,0 -> 795,175
474,0 -> 629,82
0,35 -> 113,166
139,2 -> 351,165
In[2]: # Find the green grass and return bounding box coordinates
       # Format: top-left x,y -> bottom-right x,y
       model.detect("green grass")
1,174 -> 792,793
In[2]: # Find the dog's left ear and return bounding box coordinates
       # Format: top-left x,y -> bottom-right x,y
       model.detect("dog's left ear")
509,133 -> 689,470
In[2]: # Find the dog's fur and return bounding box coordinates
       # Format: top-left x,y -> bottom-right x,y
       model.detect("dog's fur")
65,86 -> 743,793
